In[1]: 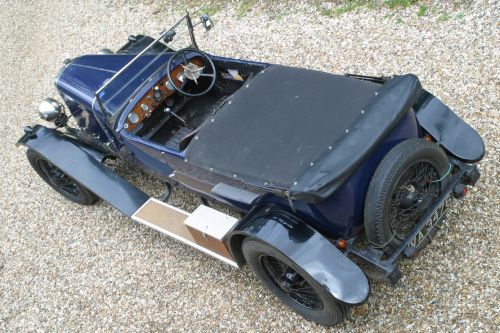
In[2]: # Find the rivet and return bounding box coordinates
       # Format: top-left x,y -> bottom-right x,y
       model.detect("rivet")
361,110 -> 365,114
310,162 -> 314,166
293,181 -> 298,185
209,167 -> 213,171
264,181 -> 268,186
375,91 -> 378,96
228,101 -> 232,105
194,136 -> 198,140
184,159 -> 188,163
211,119 -> 215,123
328,146 -> 332,150
161,151 -> 165,155
346,129 -> 349,133
246,84 -> 249,88
233,174 -> 237,178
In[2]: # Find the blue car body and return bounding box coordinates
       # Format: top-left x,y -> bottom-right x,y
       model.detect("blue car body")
54,51 -> 425,239
17,13 -> 484,320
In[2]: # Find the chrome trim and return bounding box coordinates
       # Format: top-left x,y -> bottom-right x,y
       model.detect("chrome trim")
95,14 -> 189,97
38,98 -> 63,121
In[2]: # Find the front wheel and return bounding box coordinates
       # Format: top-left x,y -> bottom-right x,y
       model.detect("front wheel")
26,149 -> 98,205
241,238 -> 348,326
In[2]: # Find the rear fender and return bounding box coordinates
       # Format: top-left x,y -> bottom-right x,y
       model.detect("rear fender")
414,91 -> 485,163
228,207 -> 369,305
18,125 -> 148,216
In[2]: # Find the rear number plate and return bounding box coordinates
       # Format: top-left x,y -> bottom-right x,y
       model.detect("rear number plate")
408,193 -> 453,249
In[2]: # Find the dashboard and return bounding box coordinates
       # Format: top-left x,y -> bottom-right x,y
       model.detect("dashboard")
124,58 -> 203,132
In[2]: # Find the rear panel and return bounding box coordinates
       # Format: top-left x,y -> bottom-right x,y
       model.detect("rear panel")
264,110 -> 420,239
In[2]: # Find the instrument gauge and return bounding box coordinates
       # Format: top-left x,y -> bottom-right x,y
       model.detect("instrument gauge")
128,111 -> 140,124
166,81 -> 174,91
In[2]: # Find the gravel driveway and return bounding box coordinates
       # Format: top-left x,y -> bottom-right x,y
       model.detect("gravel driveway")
0,0 -> 498,331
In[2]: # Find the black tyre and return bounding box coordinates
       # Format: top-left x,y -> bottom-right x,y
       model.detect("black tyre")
364,138 -> 450,255
242,238 -> 348,326
26,149 -> 98,205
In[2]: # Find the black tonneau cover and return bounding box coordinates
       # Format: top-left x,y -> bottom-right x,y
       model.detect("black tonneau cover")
185,65 -> 422,202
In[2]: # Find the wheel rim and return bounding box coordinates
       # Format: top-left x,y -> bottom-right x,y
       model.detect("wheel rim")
389,161 -> 441,240
37,159 -> 81,198
260,255 -> 323,310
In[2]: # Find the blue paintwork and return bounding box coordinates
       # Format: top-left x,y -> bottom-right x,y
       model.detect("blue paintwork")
259,110 -> 419,239
53,47 -> 422,240
56,52 -> 268,140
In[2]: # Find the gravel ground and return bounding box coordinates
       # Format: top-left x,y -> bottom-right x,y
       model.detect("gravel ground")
1,0 -> 499,331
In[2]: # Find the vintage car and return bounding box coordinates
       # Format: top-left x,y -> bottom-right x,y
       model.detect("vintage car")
17,13 -> 484,325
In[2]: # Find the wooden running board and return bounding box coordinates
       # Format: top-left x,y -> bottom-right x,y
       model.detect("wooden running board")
131,198 -> 239,267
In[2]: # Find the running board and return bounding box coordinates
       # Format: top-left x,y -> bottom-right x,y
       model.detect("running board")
132,198 -> 239,268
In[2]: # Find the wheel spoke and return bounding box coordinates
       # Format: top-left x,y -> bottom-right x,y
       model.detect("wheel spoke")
38,159 -> 80,197
260,255 -> 323,310
389,161 -> 442,239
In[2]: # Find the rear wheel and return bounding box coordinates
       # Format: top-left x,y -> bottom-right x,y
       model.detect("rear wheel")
364,139 -> 450,255
242,238 -> 348,326
26,149 -> 98,205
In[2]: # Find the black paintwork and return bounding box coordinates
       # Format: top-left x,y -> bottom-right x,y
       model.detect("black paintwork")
18,15 -> 486,312
210,183 -> 262,205
414,91 -> 485,163
344,159 -> 480,284
227,207 -> 369,305
18,125 -> 149,217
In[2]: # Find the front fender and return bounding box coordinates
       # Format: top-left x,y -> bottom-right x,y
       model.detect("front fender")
228,208 -> 369,305
17,125 -> 149,217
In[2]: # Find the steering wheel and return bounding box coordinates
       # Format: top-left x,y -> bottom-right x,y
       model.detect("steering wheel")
166,48 -> 217,97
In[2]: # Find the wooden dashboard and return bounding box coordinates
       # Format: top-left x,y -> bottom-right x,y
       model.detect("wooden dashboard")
125,58 -> 203,132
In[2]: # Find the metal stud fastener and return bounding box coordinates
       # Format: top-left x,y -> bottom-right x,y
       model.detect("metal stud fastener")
346,129 -> 349,133
293,181 -> 298,186
310,162 -> 314,166
328,146 -> 332,150
233,174 -> 237,178
209,167 -> 213,171
361,110 -> 365,114
375,91 -> 378,96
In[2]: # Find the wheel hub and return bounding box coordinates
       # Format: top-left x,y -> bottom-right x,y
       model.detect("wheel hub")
390,162 -> 442,240
260,255 -> 323,310
398,185 -> 423,209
